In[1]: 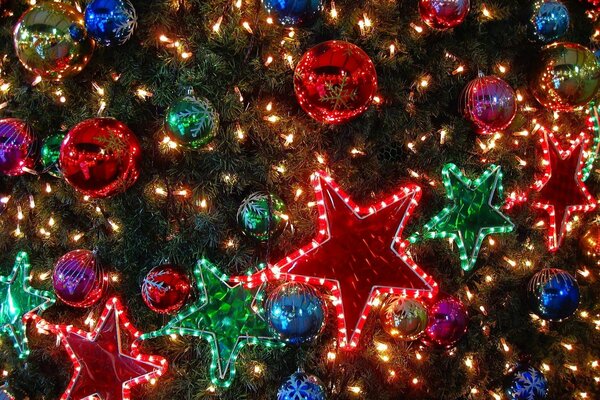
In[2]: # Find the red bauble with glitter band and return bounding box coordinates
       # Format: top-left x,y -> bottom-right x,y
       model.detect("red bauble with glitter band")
142,265 -> 191,314
59,118 -> 141,198
0,118 -> 37,176
294,41 -> 377,125
419,0 -> 470,30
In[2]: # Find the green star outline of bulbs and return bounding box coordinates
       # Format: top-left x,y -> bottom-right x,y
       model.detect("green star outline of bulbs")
0,251 -> 55,359
409,163 -> 514,271
138,259 -> 283,388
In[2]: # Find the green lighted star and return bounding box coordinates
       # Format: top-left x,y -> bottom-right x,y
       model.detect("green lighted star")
138,259 -> 282,387
1,251 -> 55,359
410,163 -> 514,272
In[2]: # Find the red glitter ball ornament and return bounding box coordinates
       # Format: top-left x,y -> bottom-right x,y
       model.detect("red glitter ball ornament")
0,118 -> 36,176
294,40 -> 378,125
59,118 -> 141,198
142,264 -> 191,314
419,0 -> 470,30
461,75 -> 517,134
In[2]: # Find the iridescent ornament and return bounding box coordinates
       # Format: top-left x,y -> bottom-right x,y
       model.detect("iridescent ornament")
13,2 -> 95,80
84,0 -> 137,46
294,41 -> 378,124
277,370 -> 326,400
0,118 -> 36,176
424,297 -> 468,347
52,249 -> 107,308
580,224 -> 600,266
237,192 -> 289,241
461,75 -> 517,134
59,117 -> 141,198
531,1 -> 570,43
531,42 -> 600,111
265,282 -> 326,344
164,96 -> 219,149
40,133 -> 65,177
506,365 -> 548,400
380,296 -> 428,341
262,0 -> 323,27
419,0 -> 470,30
528,268 -> 579,321
142,264 -> 191,314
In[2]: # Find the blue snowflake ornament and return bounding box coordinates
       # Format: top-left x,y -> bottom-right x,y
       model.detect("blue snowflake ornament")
85,0 -> 137,46
507,365 -> 548,400
277,371 -> 326,400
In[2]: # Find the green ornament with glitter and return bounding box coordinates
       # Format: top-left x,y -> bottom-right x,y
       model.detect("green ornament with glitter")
40,133 -> 65,177
237,192 -> 289,242
164,96 -> 219,149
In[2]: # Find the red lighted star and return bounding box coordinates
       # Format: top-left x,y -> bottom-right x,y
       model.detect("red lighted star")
26,297 -> 167,400
233,171 -> 438,349
532,126 -> 597,251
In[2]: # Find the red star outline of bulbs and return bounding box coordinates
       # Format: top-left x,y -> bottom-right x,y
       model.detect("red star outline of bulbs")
232,171 -> 439,350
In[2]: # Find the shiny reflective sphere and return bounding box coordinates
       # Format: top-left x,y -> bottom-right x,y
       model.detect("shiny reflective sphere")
580,225 -> 600,266
262,0 -> 323,27
40,133 -> 65,178
380,296 -> 428,341
425,297 -> 468,347
237,192 -> 288,242
52,249 -> 106,308
13,3 -> 95,80
461,75 -> 517,134
532,1 -> 569,43
531,42 -> 600,111
528,268 -> 580,321
419,0 -> 470,30
142,264 -> 191,314
278,371 -> 326,400
0,118 -> 36,176
265,282 -> 326,344
164,96 -> 219,149
506,365 -> 548,400
85,0 -> 137,46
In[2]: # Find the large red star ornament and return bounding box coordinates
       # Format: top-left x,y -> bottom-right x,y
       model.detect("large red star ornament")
233,171 -> 439,349
531,126 -> 597,251
26,297 -> 167,400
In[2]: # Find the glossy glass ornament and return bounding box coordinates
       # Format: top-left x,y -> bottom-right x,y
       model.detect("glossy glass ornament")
237,192 -> 289,242
294,41 -> 378,124
52,249 -> 107,308
531,42 -> 600,111
0,118 -> 36,176
40,133 -> 65,177
531,1 -> 569,43
506,365 -> 548,400
277,370 -> 326,400
528,268 -> 580,321
424,297 -> 468,348
419,0 -> 470,30
84,0 -> 137,46
265,282 -> 326,344
0,386 -> 14,400
380,296 -> 428,341
164,96 -> 219,149
461,75 -> 517,134
262,0 -> 323,27
580,224 -> 600,266
142,264 -> 191,314
59,117 -> 141,198
13,3 -> 95,80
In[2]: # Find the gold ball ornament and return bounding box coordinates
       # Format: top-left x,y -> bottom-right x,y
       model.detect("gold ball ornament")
531,42 -> 600,111
380,296 -> 428,341
580,224 -> 600,267
13,2 -> 95,81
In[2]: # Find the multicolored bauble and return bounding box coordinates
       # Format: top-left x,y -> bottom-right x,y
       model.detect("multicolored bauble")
0,118 -> 36,176
84,0 -> 137,46
527,268 -> 580,321
277,370 -> 326,400
142,264 -> 191,314
237,192 -> 289,241
52,249 -> 106,308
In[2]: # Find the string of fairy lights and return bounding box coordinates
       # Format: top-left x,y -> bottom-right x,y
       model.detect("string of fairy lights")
0,0 -> 600,398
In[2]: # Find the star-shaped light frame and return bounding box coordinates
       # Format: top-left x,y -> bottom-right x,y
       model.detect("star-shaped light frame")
137,259 -> 282,388
26,297 -> 167,400
1,251 -> 55,359
233,171 -> 439,349
531,126 -> 597,251
410,163 -> 515,272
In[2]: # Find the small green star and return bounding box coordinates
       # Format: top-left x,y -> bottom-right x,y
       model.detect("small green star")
139,259 -> 282,387
410,163 -> 514,271
0,251 -> 55,359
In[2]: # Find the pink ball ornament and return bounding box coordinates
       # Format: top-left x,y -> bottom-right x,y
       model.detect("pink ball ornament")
419,0 -> 470,30
142,264 -> 191,314
0,118 -> 37,176
461,75 -> 517,134
424,296 -> 469,348
52,249 -> 107,308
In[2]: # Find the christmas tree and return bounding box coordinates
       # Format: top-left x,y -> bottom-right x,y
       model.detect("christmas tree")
1,0 -> 600,399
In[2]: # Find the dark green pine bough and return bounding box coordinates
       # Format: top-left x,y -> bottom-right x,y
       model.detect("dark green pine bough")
1,0 -> 599,399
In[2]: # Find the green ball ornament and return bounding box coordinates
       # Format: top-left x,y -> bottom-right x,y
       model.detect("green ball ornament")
237,192 -> 288,242
41,133 -> 65,177
164,96 -> 219,149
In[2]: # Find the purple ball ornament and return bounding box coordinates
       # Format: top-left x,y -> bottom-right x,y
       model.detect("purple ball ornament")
424,296 -> 469,348
0,118 -> 37,176
52,249 -> 107,308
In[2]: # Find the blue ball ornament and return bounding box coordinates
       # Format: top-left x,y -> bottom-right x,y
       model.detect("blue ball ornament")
531,1 -> 569,43
278,370 -> 326,400
528,269 -> 580,321
265,282 -> 326,345
262,0 -> 323,27
506,365 -> 548,400
84,0 -> 137,46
